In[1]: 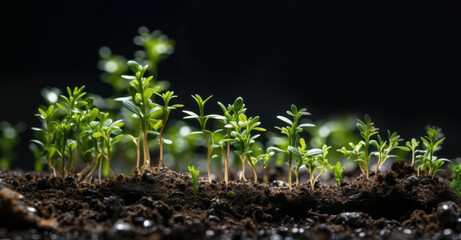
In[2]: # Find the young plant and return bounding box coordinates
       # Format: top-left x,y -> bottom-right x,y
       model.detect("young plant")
153,91 -> 183,174
217,97 -> 246,184
329,161 -> 345,187
188,165 -> 200,201
337,141 -> 365,176
290,138 -> 322,186
303,145 -> 330,191
371,130 -> 406,173
91,117 -> 125,179
355,114 -> 379,179
417,127 -> 450,178
183,94 -> 222,183
228,114 -> 267,184
115,60 -> 162,174
268,105 -> 315,191
450,163 -> 461,197
406,138 -> 420,167
31,105 -> 59,176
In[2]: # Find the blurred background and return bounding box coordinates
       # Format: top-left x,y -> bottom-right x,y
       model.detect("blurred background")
0,0 -> 460,172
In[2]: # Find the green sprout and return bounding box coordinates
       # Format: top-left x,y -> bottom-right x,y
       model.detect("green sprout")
268,105 -> 315,191
328,161 -> 345,187
91,117 -> 125,179
355,114 -> 379,179
188,165 -> 200,201
302,145 -> 330,191
153,91 -> 183,174
371,130 -> 406,174
416,127 -> 450,178
217,97 -> 245,185
338,141 -> 365,176
228,113 -> 267,184
183,94 -> 222,183
289,138 -> 322,186
115,60 -> 162,174
406,138 -> 420,167
449,161 -> 461,197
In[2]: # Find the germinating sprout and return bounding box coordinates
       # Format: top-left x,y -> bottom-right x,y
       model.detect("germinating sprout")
416,127 -> 450,178
188,165 -> 200,201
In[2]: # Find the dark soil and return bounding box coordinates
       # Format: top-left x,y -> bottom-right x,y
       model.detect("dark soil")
1,161 -> 461,239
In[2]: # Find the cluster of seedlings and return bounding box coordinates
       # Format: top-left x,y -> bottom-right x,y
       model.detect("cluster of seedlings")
31,60 -> 454,198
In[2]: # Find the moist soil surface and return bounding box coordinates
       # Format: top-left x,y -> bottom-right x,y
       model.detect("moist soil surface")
1,161 -> 461,240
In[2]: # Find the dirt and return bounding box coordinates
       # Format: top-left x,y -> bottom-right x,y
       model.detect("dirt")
1,161 -> 461,240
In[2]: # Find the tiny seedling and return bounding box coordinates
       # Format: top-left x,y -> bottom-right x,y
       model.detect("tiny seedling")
416,127 -> 450,178
90,117 -> 125,179
337,142 -> 365,176
303,145 -> 330,191
183,94 -> 223,183
228,113 -> 267,184
355,114 -> 379,179
371,130 -> 406,174
405,138 -> 420,167
115,60 -> 162,173
289,138 -> 322,186
153,91 -> 183,174
188,165 -> 200,201
217,97 -> 246,184
328,161 -> 345,187
450,163 -> 461,197
268,105 -> 315,191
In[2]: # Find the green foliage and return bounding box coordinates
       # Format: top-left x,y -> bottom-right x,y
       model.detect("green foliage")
355,114 -> 378,179
416,127 -> 450,178
183,96 -> 224,183
188,165 -> 200,201
328,161 -> 345,187
115,60 -> 162,173
268,105 -> 314,191
0,121 -> 26,170
450,161 -> 461,197
32,86 -> 124,183
405,138 -> 420,167
371,130 -> 406,173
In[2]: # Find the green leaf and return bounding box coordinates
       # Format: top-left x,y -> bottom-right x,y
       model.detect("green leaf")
111,135 -> 125,145
122,100 -> 140,115
163,138 -> 173,145
267,146 -> 287,154
127,60 -> 141,73
92,132 -> 104,138
288,146 -> 302,159
298,123 -> 315,128
277,116 -> 293,126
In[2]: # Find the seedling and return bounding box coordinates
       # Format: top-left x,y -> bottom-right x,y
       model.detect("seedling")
405,138 -> 420,167
355,115 -> 379,179
153,91 -> 183,174
115,60 -> 162,173
217,97 -> 245,184
371,130 -> 406,173
90,117 -> 125,179
303,145 -> 330,191
450,162 -> 461,197
328,161 -> 345,187
188,165 -> 200,201
416,127 -> 450,178
337,142 -> 365,176
228,113 -> 267,184
289,138 -> 322,186
268,105 -> 315,191
183,94 -> 223,183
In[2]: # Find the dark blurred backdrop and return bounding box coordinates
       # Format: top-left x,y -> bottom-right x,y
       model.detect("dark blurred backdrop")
1,0 -> 460,169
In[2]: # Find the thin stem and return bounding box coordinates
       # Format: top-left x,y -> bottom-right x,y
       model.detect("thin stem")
239,155 -> 247,181
288,154 -> 293,192
247,155 -> 257,184
225,141 -> 230,187
295,169 -> 299,186
157,124 -> 166,175
204,133 -> 212,183
136,130 -> 142,170
106,143 -> 116,179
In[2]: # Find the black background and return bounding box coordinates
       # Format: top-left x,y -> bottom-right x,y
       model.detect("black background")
1,0 -> 460,169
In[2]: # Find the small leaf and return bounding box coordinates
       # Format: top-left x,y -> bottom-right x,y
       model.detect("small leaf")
277,116 -> 293,126
162,138 -> 173,145
122,100 -> 140,115
92,132 -> 104,138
